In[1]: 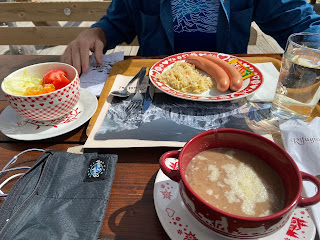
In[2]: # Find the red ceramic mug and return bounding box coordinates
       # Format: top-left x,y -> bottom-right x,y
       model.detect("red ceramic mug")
159,128 -> 320,239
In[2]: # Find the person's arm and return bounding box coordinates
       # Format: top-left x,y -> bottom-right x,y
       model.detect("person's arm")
61,0 -> 136,74
61,27 -> 106,74
253,0 -> 320,49
91,0 -> 136,53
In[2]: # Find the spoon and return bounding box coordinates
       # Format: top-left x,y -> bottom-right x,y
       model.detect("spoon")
110,68 -> 143,97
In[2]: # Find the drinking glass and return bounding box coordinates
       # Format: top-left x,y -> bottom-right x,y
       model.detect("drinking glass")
271,32 -> 320,121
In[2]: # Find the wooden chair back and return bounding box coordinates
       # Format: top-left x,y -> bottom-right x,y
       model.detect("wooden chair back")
0,1 -> 111,46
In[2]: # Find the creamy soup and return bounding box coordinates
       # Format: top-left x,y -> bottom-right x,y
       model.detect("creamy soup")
185,148 -> 285,217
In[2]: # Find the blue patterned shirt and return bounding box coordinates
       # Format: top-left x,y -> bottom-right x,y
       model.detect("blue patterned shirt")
92,0 -> 320,56
171,0 -> 220,53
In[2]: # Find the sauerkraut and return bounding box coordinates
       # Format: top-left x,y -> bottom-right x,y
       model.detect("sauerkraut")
156,61 -> 214,94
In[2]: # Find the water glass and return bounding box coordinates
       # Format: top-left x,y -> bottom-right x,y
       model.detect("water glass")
271,32 -> 320,121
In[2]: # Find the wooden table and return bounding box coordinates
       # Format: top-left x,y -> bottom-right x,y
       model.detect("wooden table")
0,54 -> 284,240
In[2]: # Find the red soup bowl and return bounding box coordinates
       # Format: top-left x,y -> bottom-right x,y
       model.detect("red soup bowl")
159,128 -> 320,239
1,62 -> 80,121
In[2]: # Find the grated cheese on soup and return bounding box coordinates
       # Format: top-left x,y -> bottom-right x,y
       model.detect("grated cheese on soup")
185,148 -> 285,217
156,61 -> 214,94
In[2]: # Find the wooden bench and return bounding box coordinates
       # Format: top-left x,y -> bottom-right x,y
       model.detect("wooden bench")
0,0 -> 139,55
0,0 -> 257,56
0,1 -> 111,46
0,1 -> 107,54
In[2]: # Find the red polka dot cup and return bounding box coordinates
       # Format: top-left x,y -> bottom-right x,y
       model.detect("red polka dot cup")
159,128 -> 320,239
1,62 -> 80,121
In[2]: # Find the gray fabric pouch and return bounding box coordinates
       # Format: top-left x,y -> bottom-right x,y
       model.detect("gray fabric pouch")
0,150 -> 118,240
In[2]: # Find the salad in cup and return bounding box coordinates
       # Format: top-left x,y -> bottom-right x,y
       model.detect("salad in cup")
3,69 -> 71,96
1,62 -> 80,121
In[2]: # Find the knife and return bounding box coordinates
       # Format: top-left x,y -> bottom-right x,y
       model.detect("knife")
142,80 -> 154,113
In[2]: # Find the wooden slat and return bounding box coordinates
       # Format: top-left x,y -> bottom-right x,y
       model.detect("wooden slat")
0,26 -> 89,45
0,26 -> 141,46
0,1 -> 110,22
120,36 -> 139,46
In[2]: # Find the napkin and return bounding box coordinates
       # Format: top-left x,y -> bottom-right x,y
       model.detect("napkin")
280,117 -> 320,235
246,62 -> 279,102
79,51 -> 124,96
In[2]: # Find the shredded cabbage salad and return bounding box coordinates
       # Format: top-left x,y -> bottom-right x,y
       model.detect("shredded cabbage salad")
3,69 -> 55,96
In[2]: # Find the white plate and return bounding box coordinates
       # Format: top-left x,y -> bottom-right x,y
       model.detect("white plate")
0,88 -> 97,141
149,52 -> 264,102
154,167 -> 316,240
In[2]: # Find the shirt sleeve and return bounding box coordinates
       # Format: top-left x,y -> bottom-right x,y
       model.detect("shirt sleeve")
91,0 -> 136,52
253,0 -> 320,49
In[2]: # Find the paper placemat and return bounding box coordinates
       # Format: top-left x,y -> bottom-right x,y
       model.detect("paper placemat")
86,56 -> 282,136
86,59 -> 159,136
84,57 -> 283,150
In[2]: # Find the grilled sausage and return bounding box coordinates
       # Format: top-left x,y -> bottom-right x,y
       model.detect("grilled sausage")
185,56 -> 230,92
201,55 -> 243,91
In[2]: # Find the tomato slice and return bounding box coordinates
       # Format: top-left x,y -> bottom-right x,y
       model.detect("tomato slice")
42,69 -> 71,90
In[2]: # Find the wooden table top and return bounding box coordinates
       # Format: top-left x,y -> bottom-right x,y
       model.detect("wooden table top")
0,54 -> 283,240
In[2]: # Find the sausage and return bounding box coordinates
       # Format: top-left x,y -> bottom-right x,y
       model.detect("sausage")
201,55 -> 243,91
185,56 -> 230,92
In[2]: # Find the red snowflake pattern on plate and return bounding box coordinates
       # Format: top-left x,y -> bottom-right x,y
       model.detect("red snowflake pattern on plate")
167,209 -> 198,240
286,216 -> 308,239
17,107 -> 82,130
184,232 -> 198,240
161,189 -> 173,200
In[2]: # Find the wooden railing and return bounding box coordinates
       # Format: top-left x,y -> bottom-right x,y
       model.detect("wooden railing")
0,1 -> 110,46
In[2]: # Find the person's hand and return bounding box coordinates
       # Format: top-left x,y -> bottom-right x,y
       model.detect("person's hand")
61,27 -> 107,74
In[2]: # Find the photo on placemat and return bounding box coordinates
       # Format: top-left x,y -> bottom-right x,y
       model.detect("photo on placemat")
94,93 -> 275,142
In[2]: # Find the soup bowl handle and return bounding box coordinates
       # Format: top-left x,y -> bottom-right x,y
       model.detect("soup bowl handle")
159,150 -> 181,182
298,171 -> 320,207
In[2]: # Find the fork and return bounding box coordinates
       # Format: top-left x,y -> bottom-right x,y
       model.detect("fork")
125,67 -> 147,113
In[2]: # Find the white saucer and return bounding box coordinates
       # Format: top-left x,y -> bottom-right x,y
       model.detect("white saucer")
0,88 -> 98,141
154,168 -> 316,240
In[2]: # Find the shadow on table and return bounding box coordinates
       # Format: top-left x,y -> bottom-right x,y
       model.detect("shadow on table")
107,172 -> 169,240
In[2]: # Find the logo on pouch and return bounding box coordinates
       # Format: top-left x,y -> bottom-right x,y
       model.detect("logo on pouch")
88,159 -> 105,177
84,158 -> 107,182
